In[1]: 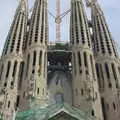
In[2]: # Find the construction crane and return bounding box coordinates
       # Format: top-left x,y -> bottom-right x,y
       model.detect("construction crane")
56,0 -> 61,42
55,0 -> 71,42
49,0 -> 71,43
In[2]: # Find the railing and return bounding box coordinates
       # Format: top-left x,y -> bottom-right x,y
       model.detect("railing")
48,43 -> 71,51
48,65 -> 72,71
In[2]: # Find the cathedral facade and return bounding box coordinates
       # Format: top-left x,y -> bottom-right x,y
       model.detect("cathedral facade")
0,0 -> 120,120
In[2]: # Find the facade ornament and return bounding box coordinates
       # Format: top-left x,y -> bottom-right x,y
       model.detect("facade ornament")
84,75 -> 97,102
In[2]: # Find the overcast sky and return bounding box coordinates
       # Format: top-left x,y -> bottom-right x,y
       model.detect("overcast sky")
0,0 -> 120,56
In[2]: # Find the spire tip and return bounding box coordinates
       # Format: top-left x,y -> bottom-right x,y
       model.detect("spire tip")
85,0 -> 97,7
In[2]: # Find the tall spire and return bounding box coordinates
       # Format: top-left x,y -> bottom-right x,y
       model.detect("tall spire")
20,0 -> 49,109
89,0 -> 120,120
70,0 -> 103,119
88,0 -> 118,58
0,0 -> 28,120
27,0 -> 48,46
2,0 -> 28,56
70,0 -> 91,47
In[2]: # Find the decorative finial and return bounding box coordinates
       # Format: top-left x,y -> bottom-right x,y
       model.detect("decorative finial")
20,0 -> 27,6
85,0 -> 97,7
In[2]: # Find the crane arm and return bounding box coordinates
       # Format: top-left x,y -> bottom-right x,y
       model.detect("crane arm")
60,9 -> 71,19
48,10 -> 56,19
55,9 -> 71,24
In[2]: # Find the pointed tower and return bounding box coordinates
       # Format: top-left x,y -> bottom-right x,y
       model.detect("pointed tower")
0,0 -> 28,119
88,0 -> 120,119
70,0 -> 103,119
19,0 -> 49,110
1,0 -> 27,56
